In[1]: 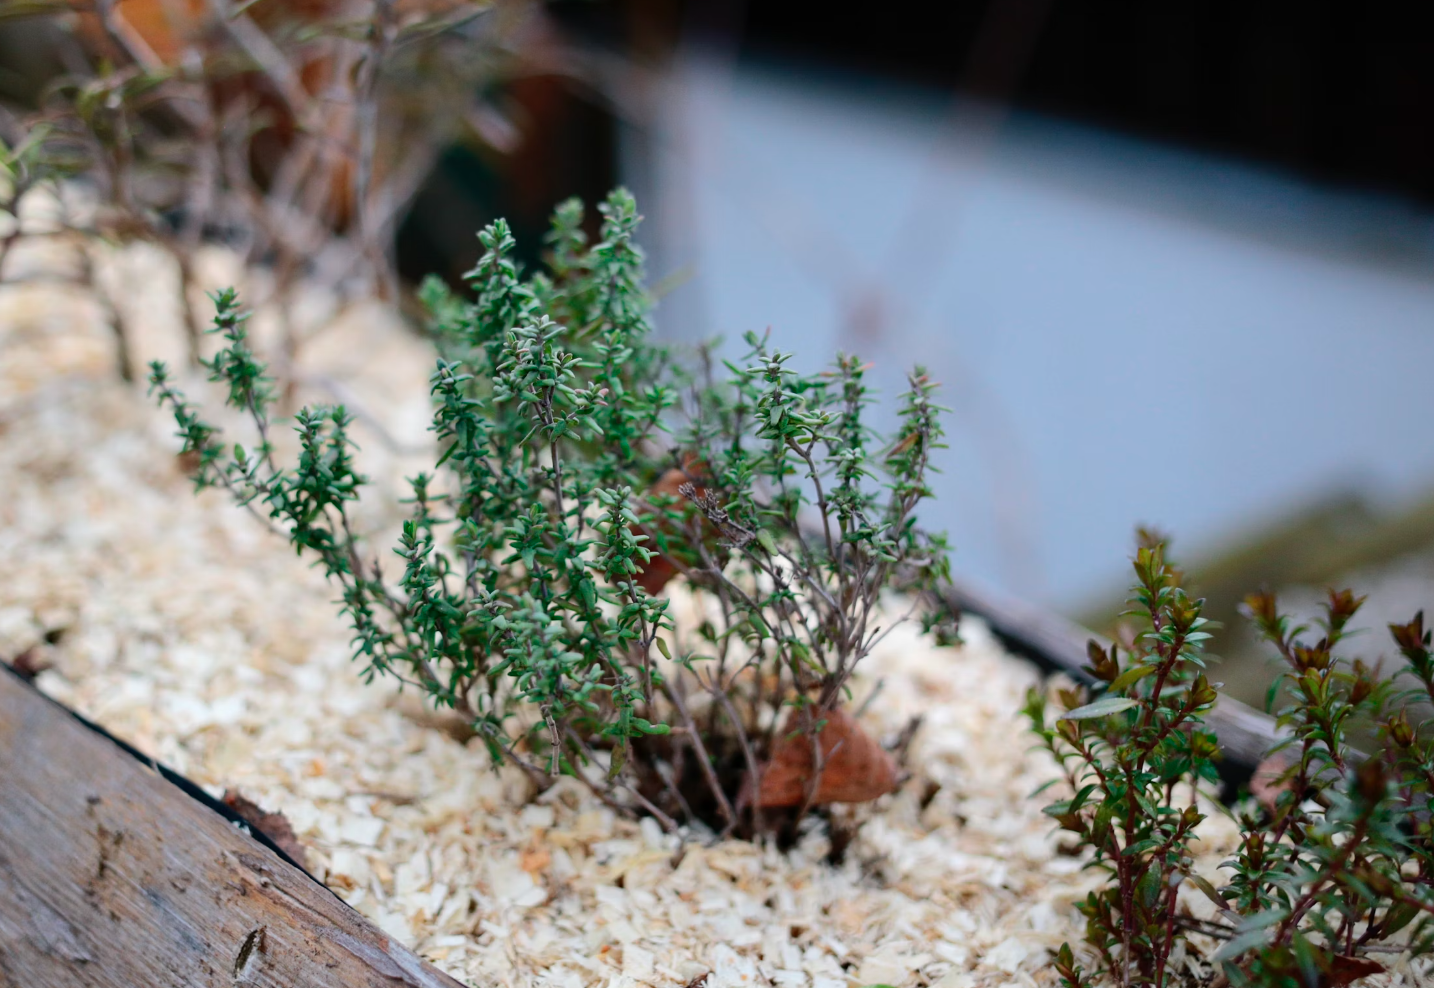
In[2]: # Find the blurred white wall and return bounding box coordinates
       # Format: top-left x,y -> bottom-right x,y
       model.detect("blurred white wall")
626,56 -> 1434,611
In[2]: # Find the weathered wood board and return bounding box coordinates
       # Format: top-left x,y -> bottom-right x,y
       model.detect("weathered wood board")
0,665 -> 470,988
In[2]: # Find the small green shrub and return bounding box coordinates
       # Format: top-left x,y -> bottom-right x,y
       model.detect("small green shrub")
150,189 -> 952,838
1029,537 -> 1434,988
1026,539 -> 1222,988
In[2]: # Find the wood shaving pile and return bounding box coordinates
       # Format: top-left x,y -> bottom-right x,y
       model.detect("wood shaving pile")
6,232 -> 1404,988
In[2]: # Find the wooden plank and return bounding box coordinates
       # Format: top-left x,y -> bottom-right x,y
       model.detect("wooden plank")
941,575 -> 1287,784
0,665 -> 471,988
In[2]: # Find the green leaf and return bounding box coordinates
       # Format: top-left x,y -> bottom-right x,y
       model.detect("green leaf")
607,743 -> 628,780
1061,696 -> 1139,720
1068,783 -> 1098,814
1291,934 -> 1320,988
1212,928 -> 1275,962
1184,874 -> 1229,914
1237,908 -> 1290,931
1382,901 -> 1419,937
1109,664 -> 1157,692
756,529 -> 779,556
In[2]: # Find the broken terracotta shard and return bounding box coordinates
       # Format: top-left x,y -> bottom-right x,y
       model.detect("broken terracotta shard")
756,707 -> 900,808
633,457 -> 713,595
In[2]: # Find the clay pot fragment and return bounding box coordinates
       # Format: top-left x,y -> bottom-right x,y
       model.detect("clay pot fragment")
1249,749 -> 1299,814
633,457 -> 713,595
756,707 -> 900,808
1323,955 -> 1384,988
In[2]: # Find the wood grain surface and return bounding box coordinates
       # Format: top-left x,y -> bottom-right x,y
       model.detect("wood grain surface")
0,665 -> 470,988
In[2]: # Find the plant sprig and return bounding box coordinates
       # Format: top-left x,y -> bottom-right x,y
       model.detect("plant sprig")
1028,537 -> 1221,988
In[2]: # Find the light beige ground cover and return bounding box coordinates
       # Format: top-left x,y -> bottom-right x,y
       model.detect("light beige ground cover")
0,234 -> 1284,988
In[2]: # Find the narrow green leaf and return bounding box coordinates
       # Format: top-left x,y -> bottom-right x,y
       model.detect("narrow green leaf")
1212,928 -> 1274,962
1062,696 -> 1139,720
1109,664 -> 1157,692
1184,874 -> 1229,914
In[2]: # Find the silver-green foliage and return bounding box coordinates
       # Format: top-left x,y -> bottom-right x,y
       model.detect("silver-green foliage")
150,189 -> 951,835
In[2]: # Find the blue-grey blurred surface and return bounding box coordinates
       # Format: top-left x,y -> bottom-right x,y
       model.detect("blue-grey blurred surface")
625,57 -> 1434,611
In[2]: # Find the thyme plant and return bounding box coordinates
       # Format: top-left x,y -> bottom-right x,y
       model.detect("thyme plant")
1030,538 -> 1434,988
150,189 -> 952,838
1212,592 -> 1434,988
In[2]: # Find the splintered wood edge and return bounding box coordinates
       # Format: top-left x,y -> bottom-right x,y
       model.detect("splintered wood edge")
0,665 -> 471,988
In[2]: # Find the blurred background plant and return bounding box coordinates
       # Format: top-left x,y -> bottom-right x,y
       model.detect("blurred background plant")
0,0 -> 565,381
